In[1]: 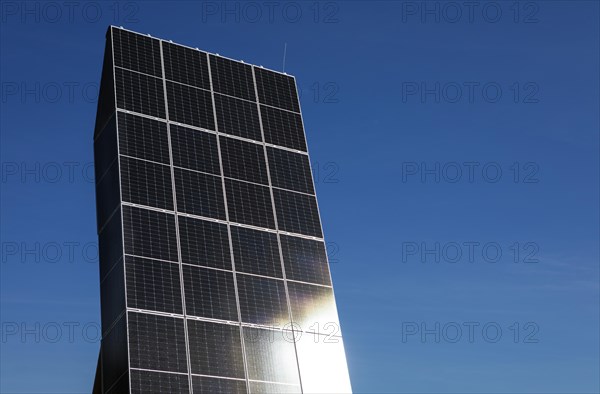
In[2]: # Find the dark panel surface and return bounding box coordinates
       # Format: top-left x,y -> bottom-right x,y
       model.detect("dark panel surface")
117,112 -> 170,164
174,168 -> 225,219
192,375 -> 247,394
122,206 -> 179,262
225,179 -> 275,229
170,125 -> 220,175
166,81 -> 215,130
128,312 -> 188,373
260,105 -> 306,151
255,68 -> 300,112
280,235 -> 331,286
209,55 -> 256,101
130,369 -> 189,394
273,189 -> 323,237
120,156 -> 173,210
115,68 -> 166,118
267,147 -> 315,194
183,265 -> 238,321
178,216 -> 231,270
237,274 -> 289,326
163,41 -> 210,89
214,93 -> 262,141
220,136 -> 268,185
112,28 -> 162,77
125,256 -> 183,314
187,320 -> 245,378
230,226 -> 282,278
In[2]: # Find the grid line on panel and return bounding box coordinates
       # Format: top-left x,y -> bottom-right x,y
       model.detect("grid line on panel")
112,27 -> 162,77
166,81 -> 215,130
251,65 -> 304,391
122,205 -> 179,263
120,156 -> 174,211
117,112 -> 170,164
260,105 -> 307,152
170,124 -> 221,175
267,147 -> 315,195
128,312 -> 188,374
224,178 -> 276,230
219,136 -> 269,185
125,255 -> 183,315
206,54 -> 253,392
254,67 -> 300,113
115,67 -> 166,119
163,41 -> 211,90
174,167 -> 226,220
214,93 -> 263,141
158,39 -> 193,392
210,55 -> 256,101
273,188 -> 323,238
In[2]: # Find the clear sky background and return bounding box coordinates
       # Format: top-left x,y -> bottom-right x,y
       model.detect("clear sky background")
1,1 -> 599,393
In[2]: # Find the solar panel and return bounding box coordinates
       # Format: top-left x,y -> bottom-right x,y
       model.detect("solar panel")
268,146 -> 315,194
230,225 -> 283,278
214,93 -> 262,141
166,81 -> 215,130
170,125 -> 220,175
95,27 -> 351,393
130,370 -> 189,394
191,376 -> 247,394
255,67 -> 300,112
273,189 -> 323,237
127,312 -> 188,373
125,255 -> 183,314
174,168 -> 225,219
219,136 -> 268,185
115,68 -> 166,118
112,28 -> 162,77
117,113 -> 170,164
120,156 -> 174,210
178,216 -> 231,270
187,320 -> 246,378
287,281 -> 340,334
209,55 -> 256,101
122,206 -> 179,262
163,42 -> 211,90
260,105 -> 307,151
224,178 -> 275,229
236,273 -> 289,326
183,264 -> 238,321
243,327 -> 301,384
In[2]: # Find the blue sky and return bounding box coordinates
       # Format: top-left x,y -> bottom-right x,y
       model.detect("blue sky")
1,1 -> 598,393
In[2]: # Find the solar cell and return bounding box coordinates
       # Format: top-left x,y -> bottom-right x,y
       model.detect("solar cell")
183,265 -> 238,321
174,168 -> 225,219
166,81 -> 215,130
268,146 -> 315,194
255,67 -> 300,112
115,68 -> 166,118
178,216 -> 231,270
163,41 -> 210,90
220,136 -> 268,185
214,93 -> 262,141
210,55 -> 256,101
122,206 -> 179,262
260,105 -> 306,151
273,188 -> 323,237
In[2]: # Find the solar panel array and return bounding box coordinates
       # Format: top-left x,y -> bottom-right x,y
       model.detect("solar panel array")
94,26 -> 351,393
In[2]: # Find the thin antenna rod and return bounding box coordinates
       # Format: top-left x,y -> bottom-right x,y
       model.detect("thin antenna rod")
282,43 -> 287,72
